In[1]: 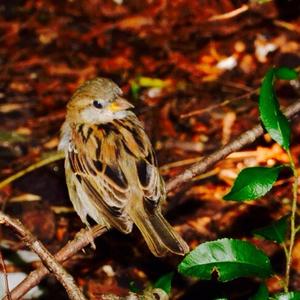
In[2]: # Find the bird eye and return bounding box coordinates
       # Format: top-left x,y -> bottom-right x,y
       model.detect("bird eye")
93,100 -> 103,109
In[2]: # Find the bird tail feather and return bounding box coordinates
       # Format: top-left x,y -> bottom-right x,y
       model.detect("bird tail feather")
129,204 -> 189,257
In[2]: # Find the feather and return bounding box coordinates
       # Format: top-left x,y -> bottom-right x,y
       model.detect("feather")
129,202 -> 189,256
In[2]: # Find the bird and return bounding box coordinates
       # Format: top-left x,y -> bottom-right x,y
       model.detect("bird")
58,77 -> 189,257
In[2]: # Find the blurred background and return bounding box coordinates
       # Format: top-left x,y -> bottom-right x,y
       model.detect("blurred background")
0,0 -> 300,299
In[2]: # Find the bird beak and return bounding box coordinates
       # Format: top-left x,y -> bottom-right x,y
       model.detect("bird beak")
109,98 -> 134,112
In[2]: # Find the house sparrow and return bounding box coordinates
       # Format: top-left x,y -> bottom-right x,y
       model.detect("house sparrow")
58,77 -> 189,256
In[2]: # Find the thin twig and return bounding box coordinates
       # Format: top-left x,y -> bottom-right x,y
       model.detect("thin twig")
282,241 -> 289,264
5,225 -> 108,300
180,88 -> 258,119
0,249 -> 11,300
160,150 -> 262,173
166,100 -> 300,193
208,4 -> 249,21
160,157 -> 203,173
0,212 -> 87,300
180,100 -> 231,119
273,20 -> 300,34
284,150 -> 299,292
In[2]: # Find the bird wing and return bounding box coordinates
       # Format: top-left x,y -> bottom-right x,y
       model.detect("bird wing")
68,115 -> 165,233
113,116 -> 166,206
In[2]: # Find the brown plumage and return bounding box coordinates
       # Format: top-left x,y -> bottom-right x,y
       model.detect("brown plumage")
59,77 -> 189,256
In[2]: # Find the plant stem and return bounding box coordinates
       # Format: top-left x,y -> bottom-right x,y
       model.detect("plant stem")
282,242 -> 289,262
0,151 -> 65,190
284,149 -> 298,292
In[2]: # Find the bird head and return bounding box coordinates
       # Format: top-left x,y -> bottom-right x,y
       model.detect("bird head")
66,77 -> 134,124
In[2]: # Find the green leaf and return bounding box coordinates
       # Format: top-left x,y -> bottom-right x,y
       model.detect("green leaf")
273,292 -> 300,300
178,238 -> 272,282
138,77 -> 168,88
250,283 -> 269,300
154,272 -> 173,295
275,68 -> 298,80
223,166 -> 283,201
253,0 -> 272,3
130,80 -> 140,100
259,68 -> 291,150
253,215 -> 288,244
130,76 -> 169,99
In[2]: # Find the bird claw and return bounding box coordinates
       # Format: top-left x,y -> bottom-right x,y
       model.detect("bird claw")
85,225 -> 96,250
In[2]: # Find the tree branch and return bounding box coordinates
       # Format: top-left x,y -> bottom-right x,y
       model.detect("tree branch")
166,100 -> 300,193
0,212 -> 88,300
0,249 -> 11,300
5,224 -> 107,300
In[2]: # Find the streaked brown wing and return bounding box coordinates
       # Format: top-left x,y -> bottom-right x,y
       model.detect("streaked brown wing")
68,115 -> 165,231
69,125 -> 132,232
115,116 -> 166,207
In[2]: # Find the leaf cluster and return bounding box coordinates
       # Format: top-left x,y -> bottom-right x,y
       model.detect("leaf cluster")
154,67 -> 299,299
